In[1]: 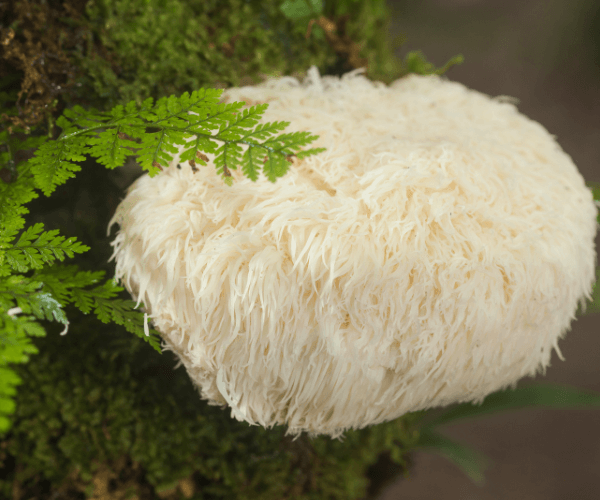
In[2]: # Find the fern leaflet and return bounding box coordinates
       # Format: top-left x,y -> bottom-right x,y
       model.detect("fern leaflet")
21,87 -> 324,194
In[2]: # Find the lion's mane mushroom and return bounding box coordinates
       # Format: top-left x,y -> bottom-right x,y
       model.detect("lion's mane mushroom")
108,66 -> 598,440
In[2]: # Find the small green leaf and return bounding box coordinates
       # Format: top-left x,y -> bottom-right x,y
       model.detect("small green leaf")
415,427 -> 491,485
404,50 -> 464,76
419,382 -> 600,431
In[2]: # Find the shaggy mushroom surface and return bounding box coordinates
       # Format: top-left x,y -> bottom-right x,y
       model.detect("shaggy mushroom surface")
108,66 -> 598,440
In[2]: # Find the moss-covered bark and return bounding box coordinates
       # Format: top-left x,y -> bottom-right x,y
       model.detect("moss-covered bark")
1,0 -> 409,136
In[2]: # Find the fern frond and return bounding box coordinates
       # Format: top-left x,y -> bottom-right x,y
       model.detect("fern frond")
26,136 -> 89,197
175,89 -> 237,126
178,135 -> 219,166
0,274 -> 42,310
258,130 -> 327,182
213,141 -> 244,181
84,278 -> 163,354
30,264 -> 105,306
211,110 -> 292,181
4,222 -> 90,273
27,292 -> 68,327
0,310 -> 47,435
0,131 -> 42,243
240,146 -> 268,182
0,273 -> 69,335
0,312 -> 46,363
26,266 -> 163,352
136,128 -> 185,176
21,86 -> 324,195
247,121 -> 292,142
58,104 -> 111,130
215,103 -> 270,139
86,127 -> 141,170
0,214 -> 27,279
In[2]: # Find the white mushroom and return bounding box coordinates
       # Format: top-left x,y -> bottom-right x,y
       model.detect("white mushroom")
108,66 -> 598,441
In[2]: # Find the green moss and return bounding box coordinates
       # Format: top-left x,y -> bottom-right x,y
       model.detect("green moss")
65,0 -> 398,113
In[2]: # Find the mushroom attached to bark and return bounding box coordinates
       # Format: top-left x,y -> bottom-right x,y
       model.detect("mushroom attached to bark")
108,66 -> 598,440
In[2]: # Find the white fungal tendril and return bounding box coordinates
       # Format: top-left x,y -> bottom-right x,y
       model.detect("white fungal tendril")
7,307 -> 23,317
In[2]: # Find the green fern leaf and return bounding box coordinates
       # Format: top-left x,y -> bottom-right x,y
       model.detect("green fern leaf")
24,85 -> 324,188
196,100 -> 248,131
0,274 -> 44,304
5,222 -> 90,273
30,265 -> 105,309
0,313 -> 45,364
136,129 -> 182,175
135,97 -> 157,121
214,142 -> 244,177
259,131 -> 326,182
245,121 -> 290,142
0,222 -> 20,252
27,137 -> 89,196
68,278 -> 163,353
0,261 -> 10,280
180,88 -> 226,120
70,288 -> 99,316
0,310 -> 47,436
264,130 -> 321,151
293,146 -> 327,160
94,296 -> 163,354
216,103 -> 269,139
260,150 -> 292,182
61,104 -> 110,130
108,103 -> 126,120
0,364 -> 22,434
87,128 -> 140,170
178,136 -> 219,164
0,274 -> 67,333
26,292 -> 69,330
0,180 -> 38,229
0,82 -> 326,439
240,146 -> 267,182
